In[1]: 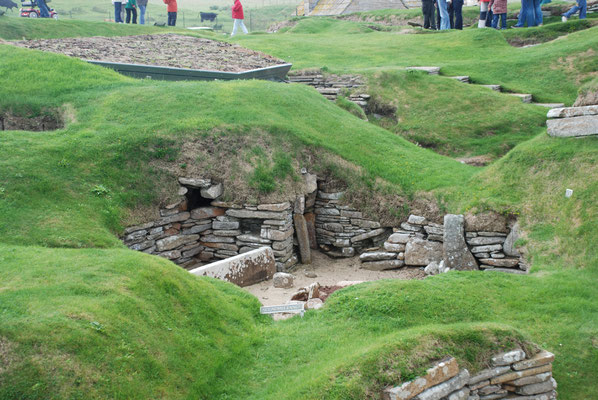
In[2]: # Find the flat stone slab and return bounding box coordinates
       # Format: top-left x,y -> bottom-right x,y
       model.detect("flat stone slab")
509,93 -> 533,103
450,76 -> 470,83
384,357 -> 459,400
533,103 -> 565,109
547,105 -> 598,119
406,66 -> 440,75
189,246 -> 275,287
547,115 -> 598,137
482,84 -> 502,92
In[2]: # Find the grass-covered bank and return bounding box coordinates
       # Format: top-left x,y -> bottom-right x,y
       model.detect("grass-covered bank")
1,16 -> 598,400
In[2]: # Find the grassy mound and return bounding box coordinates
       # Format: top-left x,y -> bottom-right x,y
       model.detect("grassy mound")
1,17 -> 598,400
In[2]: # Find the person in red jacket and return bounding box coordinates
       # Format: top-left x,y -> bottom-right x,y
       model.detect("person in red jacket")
163,0 -> 177,26
231,0 -> 249,36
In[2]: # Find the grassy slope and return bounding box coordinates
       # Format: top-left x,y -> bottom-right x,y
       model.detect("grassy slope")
0,18 -> 598,400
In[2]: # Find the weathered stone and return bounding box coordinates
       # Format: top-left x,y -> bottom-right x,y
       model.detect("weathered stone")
512,351 -> 554,371
201,242 -> 238,251
443,214 -> 478,271
124,229 -> 148,242
515,378 -> 557,395
190,246 -> 275,287
484,268 -> 527,274
360,251 -> 396,262
492,349 -> 526,366
469,366 -> 512,385
191,207 -> 225,220
468,394 -> 480,400
388,233 -> 411,244
159,250 -> 181,259
305,173 -> 318,194
469,380 -> 490,391
405,238 -> 443,266
351,228 -> 387,243
490,364 -> 552,385
401,222 -> 423,232
510,372 -> 552,386
427,235 -> 443,242
490,253 -> 505,259
424,225 -> 444,236
547,115 -> 598,137
318,191 -> 344,200
477,391 -> 507,400
504,391 -> 557,400
306,298 -> 323,310
448,388 -> 470,400
258,202 -> 291,212
323,222 -> 344,232
236,234 -> 271,244
294,196 -> 305,215
130,240 -> 155,251
341,210 -> 362,218
156,234 -> 199,252
547,104 -> 598,119
261,227 -> 294,241
181,223 -> 211,235
342,247 -> 355,257
200,183 -> 223,199
464,212 -> 508,233
334,238 -> 351,247
479,385 -> 502,395
354,219 -> 382,229
294,214 -> 312,264
384,242 -> 406,252
157,211 -> 191,226
478,258 -> 520,268
424,261 -> 440,276
503,223 -> 521,257
315,208 -> 341,217
384,357 -> 459,400
414,369 -> 470,400
273,272 -> 295,288
360,259 -> 404,271
160,207 -> 180,217
178,186 -> 188,196
226,209 -> 288,220
213,221 -> 240,230
408,215 -> 427,225
201,235 -> 235,243
471,244 -> 503,253
182,246 -> 203,258
178,177 -> 211,188
466,237 -> 506,246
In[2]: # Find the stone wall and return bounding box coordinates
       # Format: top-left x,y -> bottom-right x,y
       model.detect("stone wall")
123,177 -> 303,272
288,72 -> 370,110
384,349 -> 557,400
546,105 -> 598,138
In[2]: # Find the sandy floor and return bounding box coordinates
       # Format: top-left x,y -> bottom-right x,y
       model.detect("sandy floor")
12,34 -> 286,72
244,250 -> 426,307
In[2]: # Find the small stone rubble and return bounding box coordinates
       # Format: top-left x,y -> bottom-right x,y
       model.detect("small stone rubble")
546,105 -> 598,138
288,71 -> 370,110
383,349 -> 557,400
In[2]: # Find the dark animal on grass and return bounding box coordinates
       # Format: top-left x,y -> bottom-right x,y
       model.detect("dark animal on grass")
0,0 -> 18,11
200,11 -> 217,22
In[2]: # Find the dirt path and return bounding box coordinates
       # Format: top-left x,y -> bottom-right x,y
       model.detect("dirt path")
12,34 -> 286,72
244,250 -> 425,307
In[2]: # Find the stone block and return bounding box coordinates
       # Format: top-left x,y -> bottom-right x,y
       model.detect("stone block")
515,378 -> 557,395
351,228 -> 387,243
478,258 -> 520,268
294,196 -> 305,215
213,230 -> 242,237
189,247 -> 275,287
237,234 -> 271,244
408,215 -> 427,225
318,191 -> 344,200
510,372 -> 552,386
305,173 -> 318,194
548,115 -> 598,137
124,222 -> 155,235
191,207 -> 225,220
491,349 -> 526,366
405,238 -> 443,266
547,105 -> 598,119
448,388 -> 470,400
503,223 -> 521,257
401,222 -> 423,232
466,237 -> 506,246
159,250 -> 181,260
360,251 -> 396,262
157,211 -> 191,226
383,357 -> 459,400
471,244 -> 503,253
469,366 -> 512,385
273,272 -> 295,288
354,219 -> 382,229
226,209 -> 288,220
388,233 -> 411,244
512,351 -> 554,371
360,259 -> 404,271
384,242 -> 406,252
424,225 -> 444,236
182,223 -> 212,235
200,183 -> 223,199
201,242 -> 238,251
315,207 -> 341,216
213,221 -> 240,230
443,215 -> 479,271
178,177 -> 211,188
490,364 -> 552,385
342,247 -> 355,257
414,369 -> 470,400
257,202 -> 291,211
477,391 -> 507,399
261,227 -> 294,241
156,234 -> 199,252
201,235 -> 235,244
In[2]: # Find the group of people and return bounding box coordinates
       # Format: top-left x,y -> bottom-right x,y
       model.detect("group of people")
423,0 -> 587,31
111,0 -> 150,25
110,0 -> 249,35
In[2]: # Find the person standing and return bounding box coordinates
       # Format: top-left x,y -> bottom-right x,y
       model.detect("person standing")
422,0 -> 437,29
138,0 -> 148,24
37,0 -> 50,17
562,0 -> 586,21
163,0 -> 177,26
491,0 -> 507,28
449,0 -> 463,29
478,0 -> 491,28
112,0 -> 123,23
231,0 -> 249,36
125,0 -> 137,24
437,0 -> 450,29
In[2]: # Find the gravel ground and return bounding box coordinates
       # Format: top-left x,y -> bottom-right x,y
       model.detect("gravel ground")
12,34 -> 287,72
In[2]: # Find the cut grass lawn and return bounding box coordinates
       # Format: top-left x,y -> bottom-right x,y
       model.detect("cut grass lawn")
1,16 -> 598,400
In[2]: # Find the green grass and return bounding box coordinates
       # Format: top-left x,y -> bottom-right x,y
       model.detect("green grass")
1,16 -> 598,400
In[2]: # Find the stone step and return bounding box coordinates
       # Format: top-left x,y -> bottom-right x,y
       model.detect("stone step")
317,88 -> 341,95
481,84 -> 502,92
406,66 -> 441,75
449,76 -> 470,83
509,93 -> 533,103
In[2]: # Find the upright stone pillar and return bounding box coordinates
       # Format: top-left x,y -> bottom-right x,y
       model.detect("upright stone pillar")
294,214 -> 312,264
443,214 -> 478,271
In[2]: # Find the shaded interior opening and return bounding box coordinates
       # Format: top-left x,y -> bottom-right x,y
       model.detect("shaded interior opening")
185,187 -> 213,210
0,111 -> 63,132
239,218 -> 263,235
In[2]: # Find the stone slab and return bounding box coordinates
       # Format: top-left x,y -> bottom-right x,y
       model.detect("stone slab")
510,372 -> 552,386
469,366 -> 512,385
479,258 -> 520,268
360,259 -> 404,271
294,214 -> 311,264
189,246 -> 275,287
405,238 -> 443,266
490,364 -> 552,385
547,115 -> 598,137
515,378 -> 556,395
443,214 -> 478,271
384,357 -> 459,400
512,351 -> 554,371
360,251 -> 397,262
547,104 -> 598,119
414,369 -> 470,400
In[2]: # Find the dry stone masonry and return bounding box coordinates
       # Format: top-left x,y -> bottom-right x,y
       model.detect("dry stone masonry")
288,71 -> 371,110
546,105 -> 598,138
383,349 -> 557,400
